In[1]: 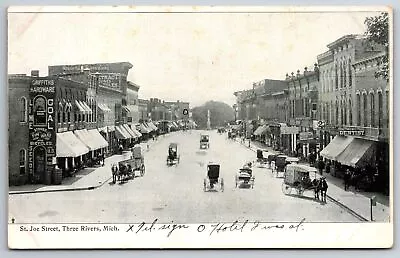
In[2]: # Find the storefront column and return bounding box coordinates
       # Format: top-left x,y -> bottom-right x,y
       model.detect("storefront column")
65,158 -> 68,170
72,157 -> 75,168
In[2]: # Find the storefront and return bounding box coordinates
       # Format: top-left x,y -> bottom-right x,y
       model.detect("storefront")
28,78 -> 57,185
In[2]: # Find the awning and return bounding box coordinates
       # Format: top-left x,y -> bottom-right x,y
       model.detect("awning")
335,138 -> 376,167
130,126 -> 142,138
98,103 -> 111,113
115,125 -> 130,140
98,126 -> 108,133
74,100 -> 87,113
87,129 -> 109,149
80,101 -> 93,114
122,105 -> 138,115
172,122 -> 179,128
107,125 -> 115,132
139,123 -> 151,133
56,131 -> 89,157
230,124 -> 242,130
320,136 -> 353,160
74,129 -> 100,151
122,124 -> 138,139
253,125 -> 268,136
148,122 -> 158,131
144,122 -> 154,132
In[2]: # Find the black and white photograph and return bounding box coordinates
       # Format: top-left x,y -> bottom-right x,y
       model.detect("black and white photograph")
7,6 -> 393,248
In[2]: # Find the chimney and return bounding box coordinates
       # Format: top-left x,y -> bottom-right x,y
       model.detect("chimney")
304,67 -> 308,75
31,70 -> 39,77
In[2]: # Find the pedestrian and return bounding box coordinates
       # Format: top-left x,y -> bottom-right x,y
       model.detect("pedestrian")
101,153 -> 105,166
318,157 -> 325,175
344,169 -> 351,191
320,177 -> 328,203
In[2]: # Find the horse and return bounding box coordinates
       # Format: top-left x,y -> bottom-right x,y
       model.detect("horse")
311,178 -> 321,200
111,164 -> 119,184
319,178 -> 328,203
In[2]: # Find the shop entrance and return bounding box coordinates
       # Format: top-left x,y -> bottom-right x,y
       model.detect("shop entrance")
34,146 -> 46,183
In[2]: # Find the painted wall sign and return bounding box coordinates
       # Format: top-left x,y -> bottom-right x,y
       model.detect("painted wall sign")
28,78 -> 56,179
97,73 -> 122,91
339,130 -> 365,136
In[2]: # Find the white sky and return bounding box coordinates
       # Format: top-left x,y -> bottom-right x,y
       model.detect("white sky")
8,8 -> 381,107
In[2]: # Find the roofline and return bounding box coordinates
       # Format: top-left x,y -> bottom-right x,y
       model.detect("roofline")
327,34 -> 364,49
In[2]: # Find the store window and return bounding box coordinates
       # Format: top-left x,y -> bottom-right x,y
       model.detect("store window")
33,96 -> 47,126
357,94 -> 361,126
349,99 -> 353,126
378,92 -> 383,128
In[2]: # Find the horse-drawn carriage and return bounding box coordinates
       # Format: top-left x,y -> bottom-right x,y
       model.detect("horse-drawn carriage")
203,163 -> 224,192
281,164 -> 319,196
235,163 -> 255,188
272,155 -> 288,173
256,149 -> 269,167
112,146 -> 145,183
167,143 -> 180,165
200,134 -> 210,149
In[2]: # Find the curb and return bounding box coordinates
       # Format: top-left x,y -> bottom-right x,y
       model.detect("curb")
234,138 -> 370,221
9,176 -> 112,195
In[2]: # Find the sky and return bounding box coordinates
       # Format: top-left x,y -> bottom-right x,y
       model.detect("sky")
8,7 -> 383,107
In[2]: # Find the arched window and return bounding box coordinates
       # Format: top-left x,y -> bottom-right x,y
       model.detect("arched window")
19,97 -> 27,123
343,62 -> 347,87
335,100 -> 339,125
33,96 -> 47,126
357,94 -> 361,126
370,93 -> 375,127
349,99 -> 353,126
343,99 -> 347,125
335,65 -> 338,89
378,92 -> 383,128
363,94 -> 368,127
348,59 -> 352,87
19,149 -> 26,175
340,62 -> 343,88
340,100 -> 344,125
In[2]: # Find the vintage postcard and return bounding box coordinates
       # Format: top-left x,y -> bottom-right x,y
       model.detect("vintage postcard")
7,6 -> 393,249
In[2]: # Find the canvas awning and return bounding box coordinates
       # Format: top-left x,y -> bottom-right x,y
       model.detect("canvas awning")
115,125 -> 130,140
139,123 -> 151,133
130,126 -> 142,138
87,129 -> 108,149
122,124 -> 138,139
74,100 -> 87,113
335,138 -> 376,167
97,126 -> 108,133
56,131 -> 89,157
148,122 -> 158,131
253,125 -> 269,136
320,136 -> 353,161
80,101 -> 93,114
98,103 -> 111,113
107,125 -> 115,132
74,129 -> 100,151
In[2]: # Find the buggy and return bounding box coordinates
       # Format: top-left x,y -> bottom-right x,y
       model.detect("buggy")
235,163 -> 255,188
200,134 -> 210,149
203,163 -> 224,192
167,143 -> 180,165
281,164 -> 319,196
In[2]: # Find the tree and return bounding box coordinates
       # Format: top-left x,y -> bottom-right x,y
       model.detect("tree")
364,12 -> 389,80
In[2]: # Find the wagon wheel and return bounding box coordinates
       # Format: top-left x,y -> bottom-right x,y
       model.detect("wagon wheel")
251,177 -> 255,189
281,182 -> 292,195
220,178 -> 224,192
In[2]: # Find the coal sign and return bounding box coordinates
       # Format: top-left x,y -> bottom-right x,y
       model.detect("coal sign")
28,78 -> 56,182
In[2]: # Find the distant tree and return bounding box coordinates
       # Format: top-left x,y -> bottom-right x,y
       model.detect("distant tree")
364,12 -> 389,81
191,101 -> 234,129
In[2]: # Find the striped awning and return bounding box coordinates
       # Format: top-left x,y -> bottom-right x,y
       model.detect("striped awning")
56,131 -> 89,157
115,125 -> 130,140
80,101 -> 93,114
122,124 -> 138,139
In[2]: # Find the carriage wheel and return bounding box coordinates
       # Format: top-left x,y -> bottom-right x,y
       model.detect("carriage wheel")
203,179 -> 207,192
220,178 -> 224,192
281,182 -> 292,195
297,186 -> 304,195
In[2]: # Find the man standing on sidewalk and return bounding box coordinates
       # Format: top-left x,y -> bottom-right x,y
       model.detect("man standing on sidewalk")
344,169 -> 351,191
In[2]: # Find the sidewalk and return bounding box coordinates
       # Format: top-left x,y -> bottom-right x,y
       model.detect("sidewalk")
9,140 -> 158,195
234,138 -> 391,222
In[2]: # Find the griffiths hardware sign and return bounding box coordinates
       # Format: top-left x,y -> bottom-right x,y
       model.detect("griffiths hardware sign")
28,78 -> 56,177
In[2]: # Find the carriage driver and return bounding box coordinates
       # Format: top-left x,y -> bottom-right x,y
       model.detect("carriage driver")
168,146 -> 175,159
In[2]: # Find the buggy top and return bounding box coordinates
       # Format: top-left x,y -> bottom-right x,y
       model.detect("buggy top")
132,145 -> 142,159
169,143 -> 178,149
200,135 -> 209,142
207,163 -> 220,179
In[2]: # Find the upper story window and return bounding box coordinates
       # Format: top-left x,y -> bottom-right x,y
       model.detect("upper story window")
19,149 -> 26,175
19,97 -> 27,123
348,59 -> 352,87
